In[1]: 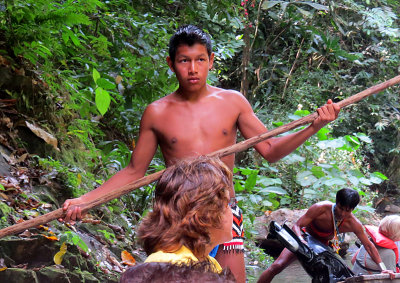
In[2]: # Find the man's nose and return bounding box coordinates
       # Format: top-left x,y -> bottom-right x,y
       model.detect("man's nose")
189,61 -> 197,73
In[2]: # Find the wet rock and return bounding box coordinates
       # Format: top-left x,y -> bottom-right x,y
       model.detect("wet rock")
32,185 -> 61,207
384,204 -> 400,214
36,266 -> 81,283
0,147 -> 11,177
0,268 -> 39,283
0,237 -> 56,267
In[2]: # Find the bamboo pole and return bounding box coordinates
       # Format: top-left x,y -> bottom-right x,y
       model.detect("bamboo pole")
0,74 -> 399,238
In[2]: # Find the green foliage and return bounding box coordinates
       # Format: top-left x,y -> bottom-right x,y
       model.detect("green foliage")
98,229 -> 116,244
60,231 -> 89,253
235,108 -> 387,218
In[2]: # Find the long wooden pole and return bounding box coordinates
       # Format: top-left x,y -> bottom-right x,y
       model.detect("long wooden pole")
1,75 -> 399,238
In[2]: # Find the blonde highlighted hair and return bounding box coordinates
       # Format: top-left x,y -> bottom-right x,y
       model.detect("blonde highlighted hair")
379,215 -> 400,241
137,156 -> 232,258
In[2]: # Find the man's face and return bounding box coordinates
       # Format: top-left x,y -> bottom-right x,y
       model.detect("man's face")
167,43 -> 214,93
334,203 -> 353,221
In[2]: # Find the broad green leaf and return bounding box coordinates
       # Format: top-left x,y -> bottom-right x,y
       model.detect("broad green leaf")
368,175 -> 384,184
234,182 -> 244,192
316,138 -> 345,149
294,110 -> 311,117
260,186 -> 287,195
95,87 -> 111,115
304,188 -> 317,199
262,200 -> 273,207
92,68 -> 100,83
240,168 -> 258,176
323,178 -> 346,186
311,166 -> 325,178
359,177 -> 372,185
297,1 -> 328,11
348,176 -> 360,186
316,128 -> 330,141
349,169 -> 364,178
245,171 -> 258,192
249,194 -> 262,204
96,78 -> 115,90
371,172 -> 388,180
261,1 -> 283,10
345,135 -> 360,147
282,153 -> 305,164
356,205 -> 375,213
354,133 -> 372,143
272,121 -> 284,127
296,6 -> 312,18
296,171 -> 317,186
258,176 -> 282,187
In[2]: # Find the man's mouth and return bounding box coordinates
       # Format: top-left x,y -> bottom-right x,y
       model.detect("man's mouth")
188,78 -> 199,83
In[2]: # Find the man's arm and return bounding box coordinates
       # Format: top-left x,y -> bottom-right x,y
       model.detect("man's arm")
353,222 -> 385,268
237,95 -> 340,163
61,105 -> 159,223
292,203 -> 324,241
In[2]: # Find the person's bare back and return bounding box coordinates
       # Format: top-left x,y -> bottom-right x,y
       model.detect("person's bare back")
304,200 -> 361,242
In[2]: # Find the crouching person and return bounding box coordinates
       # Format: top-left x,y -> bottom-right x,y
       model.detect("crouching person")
352,215 -> 400,276
258,188 -> 394,283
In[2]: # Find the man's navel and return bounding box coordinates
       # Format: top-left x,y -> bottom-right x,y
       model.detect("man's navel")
171,137 -> 177,144
222,129 -> 228,136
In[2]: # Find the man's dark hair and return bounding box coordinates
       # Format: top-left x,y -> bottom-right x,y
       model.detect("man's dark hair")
335,188 -> 360,209
119,261 -> 236,283
168,25 -> 212,63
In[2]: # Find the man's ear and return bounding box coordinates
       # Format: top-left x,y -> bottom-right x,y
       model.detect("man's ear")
166,56 -> 175,73
209,52 -> 215,70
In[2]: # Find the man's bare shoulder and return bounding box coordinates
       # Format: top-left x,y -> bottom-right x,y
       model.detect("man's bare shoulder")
209,86 -> 245,99
307,200 -> 333,215
208,86 -> 251,109
143,93 -> 177,115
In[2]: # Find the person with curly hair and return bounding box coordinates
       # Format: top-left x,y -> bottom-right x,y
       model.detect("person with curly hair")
137,156 -> 234,273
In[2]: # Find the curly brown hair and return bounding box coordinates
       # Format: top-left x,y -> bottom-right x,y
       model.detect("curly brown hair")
137,156 -> 232,258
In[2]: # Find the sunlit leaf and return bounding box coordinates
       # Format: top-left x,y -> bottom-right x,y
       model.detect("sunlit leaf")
311,166 -> 325,178
96,78 -> 116,90
93,68 -> 100,83
245,171 -> 258,192
371,172 -> 388,181
296,171 -> 317,186
95,87 -> 111,116
258,176 -> 282,187
53,242 -> 67,265
316,128 -> 330,141
43,235 -> 58,241
282,153 -> 305,164
259,186 -> 287,195
324,178 -> 346,186
121,250 -> 136,266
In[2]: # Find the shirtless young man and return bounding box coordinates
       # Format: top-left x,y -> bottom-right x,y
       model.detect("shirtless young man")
257,188 -> 394,283
61,25 -> 340,283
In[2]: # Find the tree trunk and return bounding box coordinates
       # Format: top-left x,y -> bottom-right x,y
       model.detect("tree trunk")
240,26 -> 251,98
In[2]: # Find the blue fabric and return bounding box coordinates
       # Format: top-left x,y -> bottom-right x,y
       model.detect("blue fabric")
209,245 -> 219,258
